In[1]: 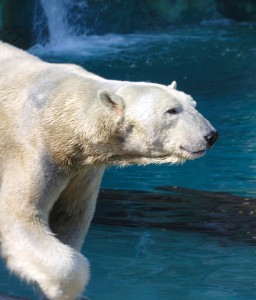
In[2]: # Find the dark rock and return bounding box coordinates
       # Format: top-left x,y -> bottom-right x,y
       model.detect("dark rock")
216,0 -> 256,22
83,0 -> 218,34
95,187 -> 256,244
0,0 -> 35,49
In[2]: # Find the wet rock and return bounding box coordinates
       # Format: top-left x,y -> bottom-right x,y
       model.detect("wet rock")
216,0 -> 256,22
143,0 -> 218,25
84,0 -> 218,34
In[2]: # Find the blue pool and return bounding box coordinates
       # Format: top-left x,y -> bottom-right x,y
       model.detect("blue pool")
1,23 -> 256,299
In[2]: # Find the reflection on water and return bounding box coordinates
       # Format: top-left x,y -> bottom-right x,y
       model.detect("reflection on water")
95,187 -> 256,244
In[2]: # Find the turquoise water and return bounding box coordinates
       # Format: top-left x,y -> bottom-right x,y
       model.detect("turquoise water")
1,24 -> 256,299
86,226 -> 256,300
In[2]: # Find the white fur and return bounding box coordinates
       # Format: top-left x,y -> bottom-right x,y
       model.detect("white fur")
0,41 -> 216,299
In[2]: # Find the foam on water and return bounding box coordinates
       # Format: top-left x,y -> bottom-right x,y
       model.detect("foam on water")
30,34 -> 126,57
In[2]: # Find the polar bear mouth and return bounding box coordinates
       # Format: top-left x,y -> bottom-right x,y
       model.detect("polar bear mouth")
180,146 -> 206,157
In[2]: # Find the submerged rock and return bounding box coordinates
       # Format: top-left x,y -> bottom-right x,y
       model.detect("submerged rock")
95,187 -> 256,244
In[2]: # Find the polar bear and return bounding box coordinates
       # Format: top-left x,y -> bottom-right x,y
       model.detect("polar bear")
0,42 -> 218,300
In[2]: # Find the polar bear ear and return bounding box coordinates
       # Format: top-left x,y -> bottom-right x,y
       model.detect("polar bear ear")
168,81 -> 177,90
98,90 -> 123,116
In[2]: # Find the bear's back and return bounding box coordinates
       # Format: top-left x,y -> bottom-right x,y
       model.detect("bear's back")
0,41 -> 39,62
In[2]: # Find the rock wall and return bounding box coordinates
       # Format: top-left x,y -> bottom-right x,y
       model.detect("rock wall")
81,0 -> 219,34
216,0 -> 256,22
0,0 -> 35,49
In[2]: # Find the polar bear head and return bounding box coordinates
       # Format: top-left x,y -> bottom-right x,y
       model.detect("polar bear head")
96,81 -> 218,166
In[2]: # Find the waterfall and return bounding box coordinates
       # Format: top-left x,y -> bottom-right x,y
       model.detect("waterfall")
39,0 -> 71,46
31,0 -> 146,56
30,0 -> 130,57
32,0 -> 90,52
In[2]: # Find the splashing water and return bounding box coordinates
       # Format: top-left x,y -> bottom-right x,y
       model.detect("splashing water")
32,0 -> 92,54
32,0 -> 143,56
40,0 -> 71,46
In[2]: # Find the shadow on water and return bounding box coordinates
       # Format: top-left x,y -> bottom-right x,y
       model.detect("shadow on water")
95,187 -> 256,244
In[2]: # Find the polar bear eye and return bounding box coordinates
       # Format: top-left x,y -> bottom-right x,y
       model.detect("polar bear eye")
166,108 -> 179,114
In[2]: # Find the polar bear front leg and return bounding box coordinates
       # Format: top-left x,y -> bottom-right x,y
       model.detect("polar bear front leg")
0,160 -> 90,300
49,167 -> 105,251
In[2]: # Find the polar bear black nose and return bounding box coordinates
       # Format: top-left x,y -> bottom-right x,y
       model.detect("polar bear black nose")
204,131 -> 219,147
